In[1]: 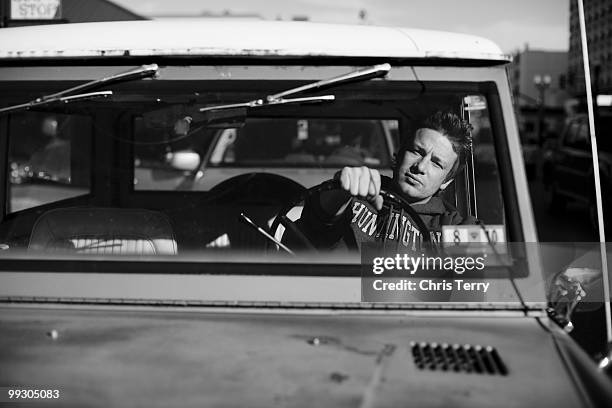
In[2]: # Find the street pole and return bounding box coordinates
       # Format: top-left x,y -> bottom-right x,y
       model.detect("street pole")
534,74 -> 550,146
577,0 -> 612,349
538,87 -> 545,145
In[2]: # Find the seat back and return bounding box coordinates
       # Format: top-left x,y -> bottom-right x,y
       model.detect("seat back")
28,207 -> 177,255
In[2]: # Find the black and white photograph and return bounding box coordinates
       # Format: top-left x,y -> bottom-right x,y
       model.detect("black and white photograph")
1,0 -> 612,406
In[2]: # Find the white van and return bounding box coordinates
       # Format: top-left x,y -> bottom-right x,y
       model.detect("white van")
0,20 -> 610,407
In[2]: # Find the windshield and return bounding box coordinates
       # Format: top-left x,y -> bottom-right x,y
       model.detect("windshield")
0,64 -> 545,307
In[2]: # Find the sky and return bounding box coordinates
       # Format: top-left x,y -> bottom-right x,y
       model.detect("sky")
112,0 -> 569,53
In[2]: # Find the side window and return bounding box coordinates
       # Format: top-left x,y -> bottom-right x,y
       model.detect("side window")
208,118 -> 395,168
132,114 -> 216,192
133,115 -> 397,191
6,113 -> 92,213
464,96 -> 505,225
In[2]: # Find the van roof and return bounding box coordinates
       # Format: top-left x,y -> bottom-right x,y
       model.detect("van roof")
0,20 -> 509,63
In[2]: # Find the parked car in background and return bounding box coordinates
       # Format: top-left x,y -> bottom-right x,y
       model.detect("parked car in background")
134,117 -> 398,191
0,20 -> 611,407
543,112 -> 612,229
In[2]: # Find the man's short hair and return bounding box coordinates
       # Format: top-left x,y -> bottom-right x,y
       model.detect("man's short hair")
398,111 -> 473,181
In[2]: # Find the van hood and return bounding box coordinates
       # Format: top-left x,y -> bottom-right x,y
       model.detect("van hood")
1,306 -> 607,407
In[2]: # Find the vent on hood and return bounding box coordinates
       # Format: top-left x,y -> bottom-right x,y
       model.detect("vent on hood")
411,342 -> 507,375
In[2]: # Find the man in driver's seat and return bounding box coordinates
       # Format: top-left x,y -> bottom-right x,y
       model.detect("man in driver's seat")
297,111 -> 476,251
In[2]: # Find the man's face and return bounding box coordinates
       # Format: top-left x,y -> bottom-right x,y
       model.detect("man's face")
395,128 -> 458,204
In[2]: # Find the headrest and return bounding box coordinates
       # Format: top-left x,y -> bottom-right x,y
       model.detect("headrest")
28,207 -> 177,255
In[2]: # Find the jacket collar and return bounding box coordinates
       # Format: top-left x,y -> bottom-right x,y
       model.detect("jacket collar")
410,196 -> 447,215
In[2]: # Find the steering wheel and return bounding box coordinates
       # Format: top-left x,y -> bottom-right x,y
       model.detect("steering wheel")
269,175 -> 431,252
208,172 -> 305,205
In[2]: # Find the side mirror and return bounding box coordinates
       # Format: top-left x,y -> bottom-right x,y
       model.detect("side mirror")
548,266 -> 603,332
165,150 -> 201,172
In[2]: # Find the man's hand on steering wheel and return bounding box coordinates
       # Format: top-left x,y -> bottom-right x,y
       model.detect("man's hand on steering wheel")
269,165 -> 432,254
335,166 -> 384,211
331,166 -> 430,241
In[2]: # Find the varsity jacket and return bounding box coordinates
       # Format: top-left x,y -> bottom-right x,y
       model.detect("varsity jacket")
297,191 -> 476,251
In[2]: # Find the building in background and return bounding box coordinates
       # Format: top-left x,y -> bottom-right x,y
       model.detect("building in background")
1,0 -> 145,27
568,0 -> 612,97
507,47 -> 570,145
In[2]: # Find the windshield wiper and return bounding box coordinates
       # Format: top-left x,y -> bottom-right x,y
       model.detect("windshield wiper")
0,91 -> 114,115
0,64 -> 158,115
199,95 -> 335,113
269,63 -> 391,100
199,63 -> 391,113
